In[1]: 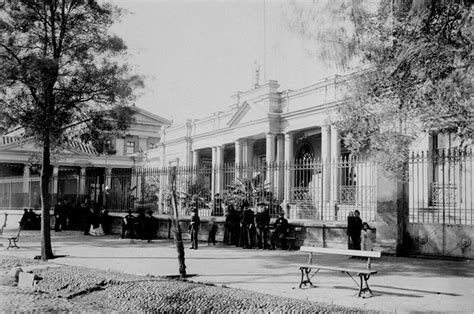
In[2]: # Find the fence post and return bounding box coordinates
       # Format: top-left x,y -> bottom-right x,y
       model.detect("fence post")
374,165 -> 407,255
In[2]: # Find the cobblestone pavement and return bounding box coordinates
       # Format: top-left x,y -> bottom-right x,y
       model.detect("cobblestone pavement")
0,255 -> 363,312
0,256 -> 105,312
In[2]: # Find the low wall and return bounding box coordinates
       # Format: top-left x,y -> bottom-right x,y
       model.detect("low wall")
405,223 -> 474,259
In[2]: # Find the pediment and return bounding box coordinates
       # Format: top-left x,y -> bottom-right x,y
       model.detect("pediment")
132,106 -> 172,126
227,101 -> 268,127
0,138 -> 97,157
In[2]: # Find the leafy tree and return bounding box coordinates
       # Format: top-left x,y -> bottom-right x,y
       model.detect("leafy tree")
289,0 -> 473,176
0,0 -> 142,259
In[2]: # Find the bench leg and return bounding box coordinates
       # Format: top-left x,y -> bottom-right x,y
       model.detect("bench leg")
358,274 -> 373,297
7,238 -> 19,250
299,267 -> 317,288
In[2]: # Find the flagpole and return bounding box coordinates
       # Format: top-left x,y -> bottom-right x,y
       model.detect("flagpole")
263,0 -> 266,82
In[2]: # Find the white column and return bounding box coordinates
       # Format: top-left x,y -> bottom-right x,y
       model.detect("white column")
216,145 -> 224,194
22,165 -> 30,193
235,140 -> 242,177
246,139 -> 255,165
330,125 -> 341,204
266,132 -> 276,192
23,165 -> 30,208
79,167 -> 86,196
52,166 -> 59,202
276,134 -> 285,200
321,125 -> 331,218
185,139 -> 192,167
105,167 -> 112,207
266,132 -> 276,163
211,146 -> 217,197
235,140 -> 242,165
284,132 -> 294,209
105,167 -> 112,191
192,150 -> 200,168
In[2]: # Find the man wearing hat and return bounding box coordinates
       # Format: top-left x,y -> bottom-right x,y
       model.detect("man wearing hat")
240,201 -> 255,249
270,211 -> 289,250
255,202 -> 270,249
189,208 -> 200,249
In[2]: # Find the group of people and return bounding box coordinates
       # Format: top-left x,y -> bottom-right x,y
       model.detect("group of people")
19,208 -> 41,230
347,210 -> 373,251
80,200 -> 109,236
121,209 -> 158,242
189,201 -> 290,251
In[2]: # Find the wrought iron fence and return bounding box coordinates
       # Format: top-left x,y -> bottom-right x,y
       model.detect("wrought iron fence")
0,157 -> 378,222
408,149 -> 473,225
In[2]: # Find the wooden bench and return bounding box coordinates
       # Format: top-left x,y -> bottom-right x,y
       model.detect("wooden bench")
297,246 -> 381,297
7,226 -> 23,249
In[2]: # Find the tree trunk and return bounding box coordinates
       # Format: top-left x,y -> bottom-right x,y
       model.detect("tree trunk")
40,135 -> 54,260
169,167 -> 186,278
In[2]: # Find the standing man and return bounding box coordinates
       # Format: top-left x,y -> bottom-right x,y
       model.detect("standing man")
255,202 -> 270,249
270,211 -> 289,250
54,199 -> 65,232
189,208 -> 200,249
241,201 -> 255,249
349,210 -> 363,250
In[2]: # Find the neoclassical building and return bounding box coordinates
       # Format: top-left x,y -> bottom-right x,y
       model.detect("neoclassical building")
149,74 -> 377,222
0,106 -> 171,211
147,73 -> 473,258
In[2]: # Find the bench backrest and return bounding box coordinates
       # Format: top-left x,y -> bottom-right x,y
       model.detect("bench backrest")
300,246 -> 381,269
300,246 -> 381,258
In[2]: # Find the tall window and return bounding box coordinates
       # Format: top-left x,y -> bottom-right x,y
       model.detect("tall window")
126,141 -> 135,155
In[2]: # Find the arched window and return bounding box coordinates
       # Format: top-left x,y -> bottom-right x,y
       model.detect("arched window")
295,143 -> 314,187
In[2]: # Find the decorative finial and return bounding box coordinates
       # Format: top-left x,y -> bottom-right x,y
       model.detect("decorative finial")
253,60 -> 260,89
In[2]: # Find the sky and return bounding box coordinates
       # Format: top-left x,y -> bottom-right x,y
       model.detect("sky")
111,0 -> 340,123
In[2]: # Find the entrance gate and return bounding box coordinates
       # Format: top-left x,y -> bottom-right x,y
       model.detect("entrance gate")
408,149 -> 473,258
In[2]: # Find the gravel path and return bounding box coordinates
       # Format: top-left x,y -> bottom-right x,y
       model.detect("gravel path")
0,255 -> 366,312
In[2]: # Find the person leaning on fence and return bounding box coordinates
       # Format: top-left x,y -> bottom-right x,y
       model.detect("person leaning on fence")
144,210 -> 158,243
255,202 -> 270,249
347,211 -> 354,249
20,208 -> 29,229
223,204 -> 233,245
189,208 -> 200,249
361,222 -> 374,251
270,211 -> 289,250
233,205 -> 242,247
348,210 -> 363,250
54,199 -> 66,232
240,202 -> 255,249
208,218 -> 218,246
136,209 -> 147,240
121,209 -> 135,239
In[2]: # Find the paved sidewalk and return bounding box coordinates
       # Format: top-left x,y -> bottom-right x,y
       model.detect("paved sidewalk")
1,231 -> 473,313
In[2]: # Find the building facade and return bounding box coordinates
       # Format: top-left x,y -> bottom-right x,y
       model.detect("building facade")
147,74 -> 473,258
0,106 -> 171,212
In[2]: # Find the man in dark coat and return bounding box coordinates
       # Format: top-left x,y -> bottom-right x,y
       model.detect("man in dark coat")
189,208 -> 200,249
121,209 -> 135,239
241,202 -> 255,249
144,210 -> 157,243
348,210 -> 363,250
255,202 -> 270,249
54,199 -> 65,232
270,211 -> 289,250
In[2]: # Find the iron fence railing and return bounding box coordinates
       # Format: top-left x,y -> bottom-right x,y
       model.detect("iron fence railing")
408,148 -> 473,225
0,158 -> 379,222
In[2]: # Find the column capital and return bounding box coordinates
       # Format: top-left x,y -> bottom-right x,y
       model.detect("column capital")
265,132 -> 277,138
284,132 -> 294,140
